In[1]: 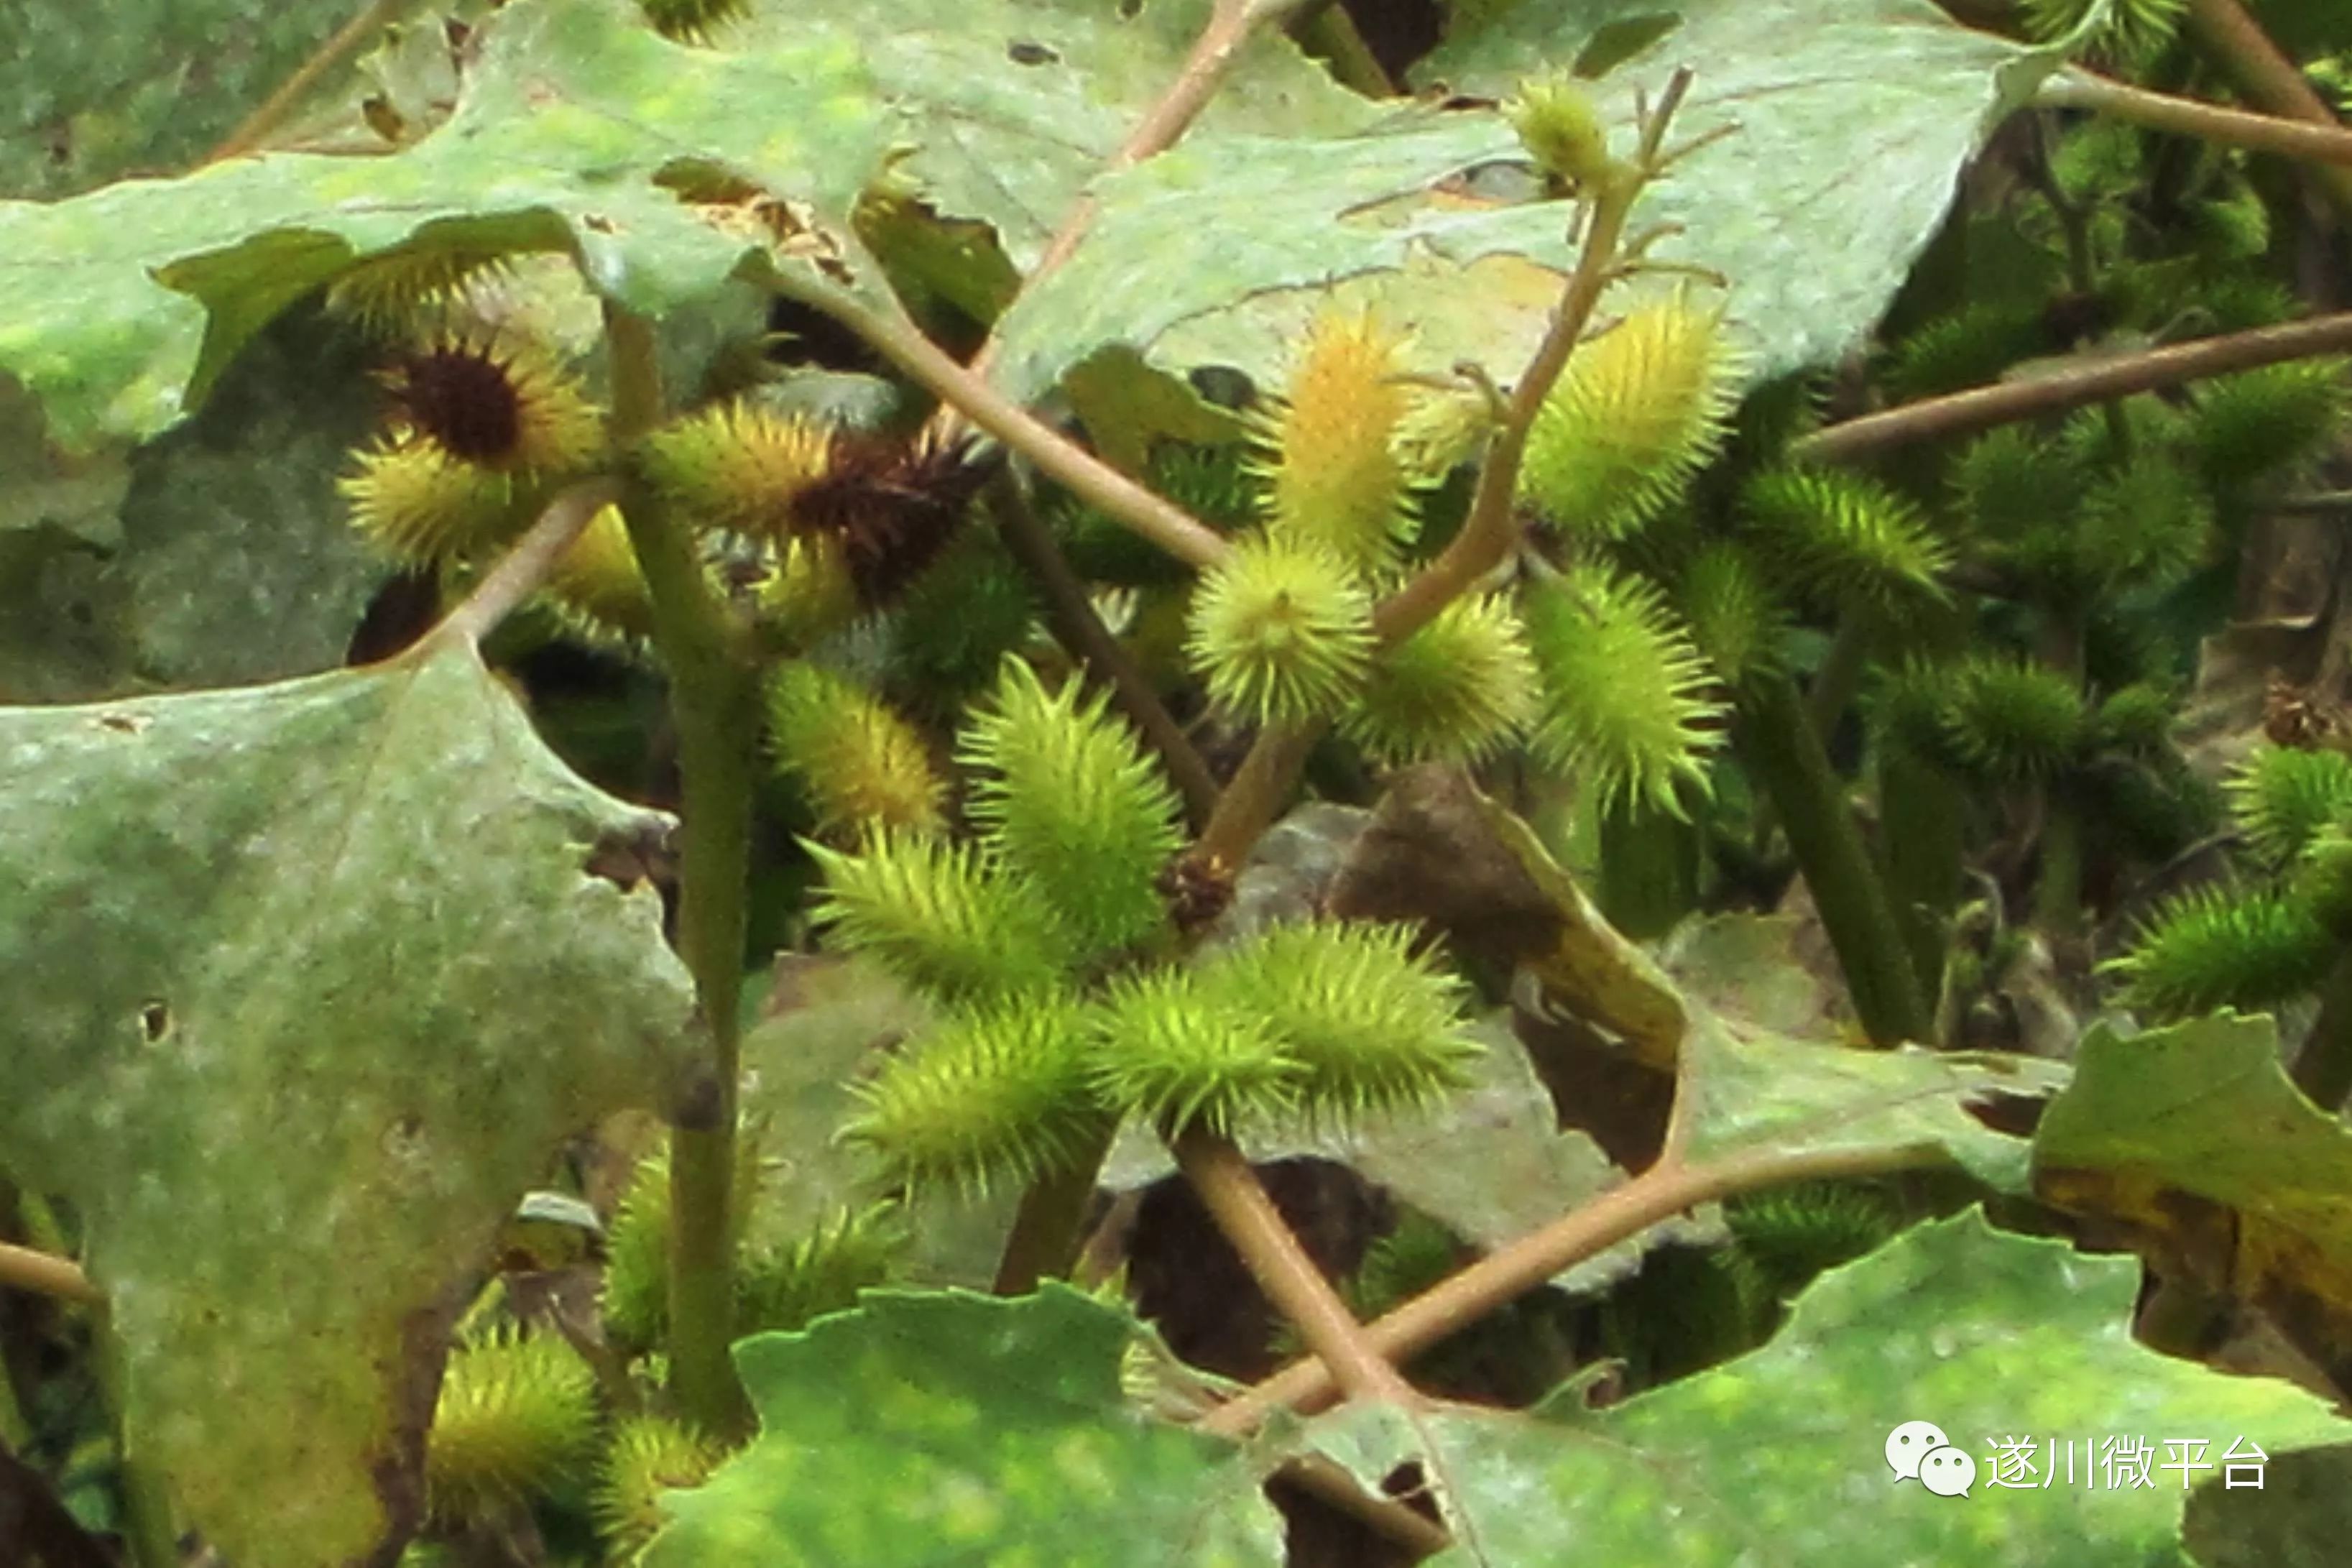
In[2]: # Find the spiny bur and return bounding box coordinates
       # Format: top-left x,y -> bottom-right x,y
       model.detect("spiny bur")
1340,593 -> 1536,765
1518,290 -> 1740,542
1523,563 -> 1725,817
1186,534 -> 1375,724
1253,310 -> 1417,570
766,662 -> 945,839
424,1327 -> 599,1526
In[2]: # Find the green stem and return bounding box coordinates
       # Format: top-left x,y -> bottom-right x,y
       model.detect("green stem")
94,1310 -> 177,1568
1877,742 -> 1965,1007
1733,671 -> 1933,1046
992,1117 -> 1121,1295
606,305 -> 757,1439
1804,616 -> 1873,744
2181,0 -> 2352,218
2292,943 -> 2352,1112
1597,788 -> 1701,941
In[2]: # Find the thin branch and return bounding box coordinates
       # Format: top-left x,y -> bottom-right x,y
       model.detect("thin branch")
606,305 -> 757,1440
0,1240 -> 99,1306
987,478 -> 1221,831
425,478 -> 618,650
964,0 -> 1312,385
205,0 -> 409,163
2181,0 -> 2352,217
780,280 -> 1230,570
2039,70 -> 2352,168
1190,721 -> 1324,875
1199,1140 -> 1941,1439
1794,311 -> 2352,464
1174,1130 -> 1416,1408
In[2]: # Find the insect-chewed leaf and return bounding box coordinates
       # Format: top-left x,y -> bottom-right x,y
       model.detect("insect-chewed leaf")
1340,592 -> 1536,765
1186,533 -> 1374,724
841,995 -> 1108,1197
1518,290 -> 1739,543
641,402 -> 836,538
806,830 -> 1072,1002
1089,969 -> 1296,1140
957,657 -> 1182,956
1202,921 -> 1480,1126
596,1413 -> 722,1561
2228,745 -> 2352,866
1254,309 -> 1416,570
767,663 -> 944,839
1739,466 -> 1950,612
425,1327 -> 599,1525
1523,563 -> 1725,817
2105,885 -> 2334,1018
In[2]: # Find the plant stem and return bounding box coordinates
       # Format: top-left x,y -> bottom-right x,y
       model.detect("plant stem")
204,0 -> 408,162
779,280 -> 1230,570
1878,742 -> 1967,1007
2038,70 -> 2352,167
1173,1130 -> 1416,1408
2181,0 -> 2352,217
605,305 -> 757,1439
1794,312 -> 2352,464
1273,1452 -> 1452,1558
1733,670 -> 1934,1046
0,1242 -> 98,1306
95,1309 -> 178,1568
1291,1 -> 1393,98
2292,943 -> 2352,1112
427,478 -> 619,650
1597,790 -> 1702,941
961,0 -> 1310,384
1198,1141 -> 1936,1439
992,1117 -> 1121,1296
986,479 -> 1219,830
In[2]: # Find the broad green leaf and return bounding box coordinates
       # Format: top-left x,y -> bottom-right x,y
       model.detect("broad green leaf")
0,636 -> 693,1567
739,0 -> 1378,273
2034,1014 -> 2352,1368
0,0 -> 357,198
1310,1212 -> 2346,1563
645,1286 -> 1283,1567
0,0 -> 897,455
992,0 -> 2059,405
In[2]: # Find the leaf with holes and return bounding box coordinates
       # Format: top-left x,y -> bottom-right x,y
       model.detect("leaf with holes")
1309,1212 -> 2347,1564
0,636 -> 693,1568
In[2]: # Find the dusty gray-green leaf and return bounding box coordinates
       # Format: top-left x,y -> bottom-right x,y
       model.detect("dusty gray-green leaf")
0,0 -> 898,455
1310,1212 -> 2346,1563
0,636 -> 693,1568
992,0 -> 2059,405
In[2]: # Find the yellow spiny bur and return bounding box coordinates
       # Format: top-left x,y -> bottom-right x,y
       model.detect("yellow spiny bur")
1255,310 -> 1416,569
753,536 -> 860,648
543,505 -> 658,644
766,663 -> 945,838
640,402 -> 835,538
1518,290 -> 1739,543
425,1327 -> 599,1525
1507,71 -> 1618,190
340,439 -> 523,566
596,1415 -> 722,1560
1341,593 -> 1536,765
1186,534 -> 1375,724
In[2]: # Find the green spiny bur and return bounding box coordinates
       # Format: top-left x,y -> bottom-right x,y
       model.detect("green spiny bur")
806,831 -> 1074,1002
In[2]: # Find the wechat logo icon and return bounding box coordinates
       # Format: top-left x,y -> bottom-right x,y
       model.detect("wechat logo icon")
1886,1419 -> 1975,1498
